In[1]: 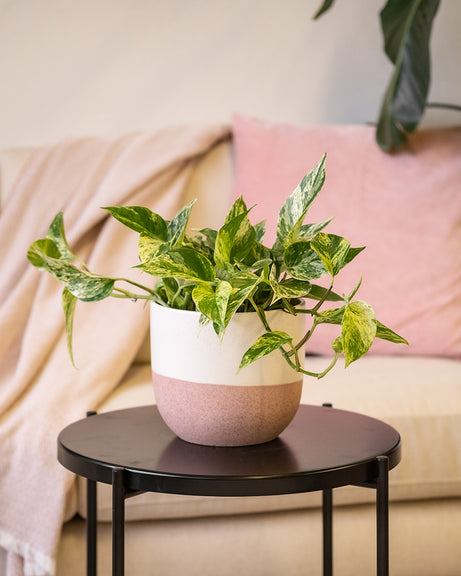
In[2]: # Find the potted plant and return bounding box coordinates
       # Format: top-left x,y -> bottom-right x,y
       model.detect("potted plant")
27,155 -> 406,446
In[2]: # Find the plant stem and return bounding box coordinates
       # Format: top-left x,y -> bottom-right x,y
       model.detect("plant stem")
289,278 -> 335,356
111,287 -> 157,301
249,297 -> 271,331
119,278 -> 157,296
282,348 -> 340,379
425,102 -> 461,112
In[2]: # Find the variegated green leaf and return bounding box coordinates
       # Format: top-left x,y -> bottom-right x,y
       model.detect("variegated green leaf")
311,233 -> 351,277
27,241 -> 114,301
376,321 -> 408,345
138,234 -> 167,263
167,200 -> 196,246
62,288 -> 77,366
254,220 -> 266,243
215,211 -> 255,267
192,280 -> 232,326
315,306 -> 345,325
270,278 -> 313,304
239,331 -> 293,371
140,247 -> 215,282
196,227 -> 217,250
284,241 -> 327,281
27,239 -> 61,269
224,196 -> 249,223
299,218 -> 334,240
223,271 -> 261,324
65,268 -> 114,301
47,212 -> 75,261
276,155 -> 326,246
104,206 -> 168,240
342,301 -> 377,367
331,336 -> 343,353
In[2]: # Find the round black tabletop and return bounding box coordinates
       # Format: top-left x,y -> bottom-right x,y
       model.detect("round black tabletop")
58,404 -> 401,497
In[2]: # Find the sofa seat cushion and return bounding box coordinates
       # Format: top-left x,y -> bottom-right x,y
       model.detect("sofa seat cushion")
74,355 -> 461,522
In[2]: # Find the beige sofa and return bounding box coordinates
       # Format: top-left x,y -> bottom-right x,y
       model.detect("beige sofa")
1,134 -> 461,576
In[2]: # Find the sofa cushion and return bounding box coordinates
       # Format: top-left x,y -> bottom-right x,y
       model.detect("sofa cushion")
231,115 -> 461,359
75,355 -> 461,522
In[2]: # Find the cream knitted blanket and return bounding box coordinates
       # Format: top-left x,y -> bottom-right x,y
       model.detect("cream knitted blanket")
0,125 -> 230,576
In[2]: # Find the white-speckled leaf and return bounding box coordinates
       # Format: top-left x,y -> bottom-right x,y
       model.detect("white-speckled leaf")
239,331 -> 293,371
47,212 -> 75,261
276,155 -> 326,246
284,241 -> 327,280
27,241 -> 114,301
167,200 -> 196,246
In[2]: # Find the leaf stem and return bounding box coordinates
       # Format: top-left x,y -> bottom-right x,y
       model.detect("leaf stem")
289,278 -> 335,355
282,348 -> 340,379
425,102 -> 461,112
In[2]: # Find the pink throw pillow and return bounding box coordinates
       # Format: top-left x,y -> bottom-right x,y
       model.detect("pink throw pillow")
231,114 -> 461,358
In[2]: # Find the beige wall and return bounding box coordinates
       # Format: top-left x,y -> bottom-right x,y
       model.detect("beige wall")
0,0 -> 459,148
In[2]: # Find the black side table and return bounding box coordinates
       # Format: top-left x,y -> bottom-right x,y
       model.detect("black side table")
58,404 -> 401,576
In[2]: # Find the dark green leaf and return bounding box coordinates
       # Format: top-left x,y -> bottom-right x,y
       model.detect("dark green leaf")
313,0 -> 336,19
377,0 -> 440,152
239,331 -> 293,371
307,283 -> 343,302
104,206 -> 168,240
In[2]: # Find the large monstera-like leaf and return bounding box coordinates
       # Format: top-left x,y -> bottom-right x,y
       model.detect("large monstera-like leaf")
314,0 -> 441,152
377,0 -> 440,152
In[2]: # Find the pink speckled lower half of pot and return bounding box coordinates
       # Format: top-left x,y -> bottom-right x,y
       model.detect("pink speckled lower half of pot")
153,372 -> 303,446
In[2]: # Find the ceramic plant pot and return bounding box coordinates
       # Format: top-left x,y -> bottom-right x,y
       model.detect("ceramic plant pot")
150,302 -> 305,446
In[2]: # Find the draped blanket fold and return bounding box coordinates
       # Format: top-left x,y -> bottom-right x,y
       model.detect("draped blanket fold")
0,125 -> 230,576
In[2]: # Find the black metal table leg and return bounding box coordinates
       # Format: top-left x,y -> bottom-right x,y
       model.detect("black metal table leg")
323,488 -> 333,576
376,456 -> 389,576
87,478 -> 97,576
112,467 -> 125,576
86,411 -> 98,576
